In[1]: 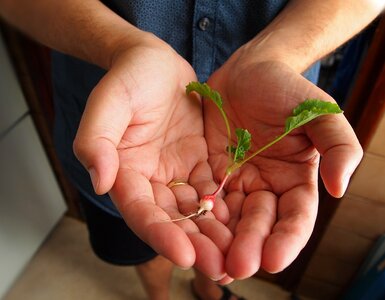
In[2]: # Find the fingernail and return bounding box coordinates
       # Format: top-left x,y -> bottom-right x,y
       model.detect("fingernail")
89,168 -> 99,192
176,265 -> 191,271
210,273 -> 227,282
342,173 -> 351,195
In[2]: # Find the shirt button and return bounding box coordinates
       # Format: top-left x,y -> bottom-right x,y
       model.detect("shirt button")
198,17 -> 210,31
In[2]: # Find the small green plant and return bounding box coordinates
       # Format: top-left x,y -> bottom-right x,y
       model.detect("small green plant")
171,82 -> 343,222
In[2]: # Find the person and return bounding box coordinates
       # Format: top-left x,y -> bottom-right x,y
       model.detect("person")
1,1 -> 383,299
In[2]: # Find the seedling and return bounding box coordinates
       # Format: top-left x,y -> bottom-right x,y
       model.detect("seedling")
171,82 -> 343,222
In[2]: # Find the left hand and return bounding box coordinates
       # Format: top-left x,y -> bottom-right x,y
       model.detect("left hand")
73,36 -> 232,279
204,55 -> 363,279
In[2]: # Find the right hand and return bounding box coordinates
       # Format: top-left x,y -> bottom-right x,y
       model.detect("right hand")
73,33 -> 233,279
204,57 -> 363,279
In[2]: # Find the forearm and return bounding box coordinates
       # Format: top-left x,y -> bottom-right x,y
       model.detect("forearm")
243,0 -> 385,72
0,0 -> 148,69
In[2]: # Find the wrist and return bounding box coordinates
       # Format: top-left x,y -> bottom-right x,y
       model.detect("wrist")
245,30 -> 315,73
229,28 -> 317,76
108,30 -> 175,70
232,0 -> 385,74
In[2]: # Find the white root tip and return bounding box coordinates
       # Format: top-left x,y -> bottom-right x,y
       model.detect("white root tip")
199,199 -> 214,212
169,199 -> 214,222
170,212 -> 198,222
197,207 -> 206,215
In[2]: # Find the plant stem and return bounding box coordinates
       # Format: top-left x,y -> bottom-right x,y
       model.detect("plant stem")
216,107 -> 233,163
226,131 -> 290,174
212,173 -> 230,198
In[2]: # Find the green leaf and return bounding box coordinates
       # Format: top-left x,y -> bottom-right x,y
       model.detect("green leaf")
186,82 -> 233,155
226,145 -> 237,154
285,99 -> 343,133
186,82 -> 223,108
233,128 -> 251,162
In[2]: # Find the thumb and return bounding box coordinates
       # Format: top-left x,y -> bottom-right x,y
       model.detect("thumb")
73,74 -> 133,194
306,114 -> 363,198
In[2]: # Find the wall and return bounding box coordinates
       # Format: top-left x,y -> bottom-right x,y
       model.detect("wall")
0,33 -> 67,298
296,112 -> 385,299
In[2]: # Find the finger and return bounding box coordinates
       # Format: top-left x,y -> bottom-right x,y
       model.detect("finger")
161,182 -> 229,280
109,168 -> 196,268
170,182 -> 233,255
225,191 -> 277,279
224,191 -> 246,233
73,74 -> 133,194
306,114 -> 363,198
164,181 -> 200,219
194,218 -> 233,255
261,184 -> 318,273
188,232 -> 227,281
189,161 -> 230,224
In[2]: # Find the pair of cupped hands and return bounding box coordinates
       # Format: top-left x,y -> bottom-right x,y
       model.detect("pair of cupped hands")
73,36 -> 362,283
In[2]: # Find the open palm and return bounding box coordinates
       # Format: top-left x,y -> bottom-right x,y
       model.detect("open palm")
74,40 -> 232,278
205,61 -> 362,279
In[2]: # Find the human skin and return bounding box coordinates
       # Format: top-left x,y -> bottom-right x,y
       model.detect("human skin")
0,0 -> 234,280
204,0 -> 385,279
0,0 -> 384,282
205,61 -> 361,279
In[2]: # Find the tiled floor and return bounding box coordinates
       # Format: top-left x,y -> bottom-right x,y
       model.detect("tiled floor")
4,217 -> 294,300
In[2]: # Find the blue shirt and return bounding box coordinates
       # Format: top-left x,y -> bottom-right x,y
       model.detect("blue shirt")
52,0 -> 319,217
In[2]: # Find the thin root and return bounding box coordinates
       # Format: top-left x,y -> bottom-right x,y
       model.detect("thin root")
170,209 -> 207,222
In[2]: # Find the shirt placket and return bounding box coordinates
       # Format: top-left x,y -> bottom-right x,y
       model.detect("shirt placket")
192,0 -> 219,82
